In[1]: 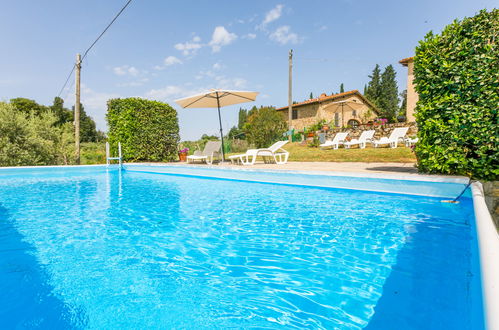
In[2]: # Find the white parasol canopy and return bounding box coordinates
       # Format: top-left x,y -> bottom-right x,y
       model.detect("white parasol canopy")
175,89 -> 259,161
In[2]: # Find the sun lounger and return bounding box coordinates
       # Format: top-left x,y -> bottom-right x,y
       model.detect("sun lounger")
319,132 -> 349,150
405,137 -> 418,147
187,141 -> 222,164
229,140 -> 289,165
342,130 -> 375,149
372,127 -> 409,148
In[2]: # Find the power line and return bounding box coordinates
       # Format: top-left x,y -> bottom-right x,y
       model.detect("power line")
57,0 -> 133,97
81,0 -> 133,61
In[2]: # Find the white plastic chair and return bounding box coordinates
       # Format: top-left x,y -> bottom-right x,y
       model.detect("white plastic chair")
187,141 -> 221,164
229,141 -> 289,165
372,127 -> 409,148
342,130 -> 375,149
319,132 -> 349,150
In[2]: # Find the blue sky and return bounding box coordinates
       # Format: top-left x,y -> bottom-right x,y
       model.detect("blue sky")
0,0 -> 496,140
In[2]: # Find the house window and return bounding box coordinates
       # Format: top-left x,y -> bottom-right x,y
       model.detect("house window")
352,110 -> 357,117
334,113 -> 340,127
347,119 -> 360,128
292,109 -> 298,120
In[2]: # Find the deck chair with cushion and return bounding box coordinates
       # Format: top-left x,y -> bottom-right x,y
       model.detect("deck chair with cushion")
319,132 -> 349,150
229,140 -> 289,165
187,140 -> 222,164
372,127 -> 409,148
342,130 -> 375,149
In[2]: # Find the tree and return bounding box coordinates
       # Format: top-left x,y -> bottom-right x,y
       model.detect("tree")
365,64 -> 382,108
340,83 -> 345,93
50,97 -> 72,126
107,98 -> 180,162
243,106 -> 287,148
227,126 -> 244,140
0,102 -> 74,166
363,84 -> 368,95
237,108 -> 248,129
378,65 -> 399,121
72,103 -> 100,142
10,98 -> 47,115
399,90 -> 407,116
413,9 -> 498,180
309,92 -> 314,99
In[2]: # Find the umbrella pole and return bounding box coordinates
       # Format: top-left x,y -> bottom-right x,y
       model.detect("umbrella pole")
216,94 -> 225,162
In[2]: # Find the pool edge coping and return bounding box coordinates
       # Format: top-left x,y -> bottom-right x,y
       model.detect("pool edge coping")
0,163 -> 470,184
472,182 -> 499,330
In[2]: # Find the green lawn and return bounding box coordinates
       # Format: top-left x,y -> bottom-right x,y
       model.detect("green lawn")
230,142 -> 416,163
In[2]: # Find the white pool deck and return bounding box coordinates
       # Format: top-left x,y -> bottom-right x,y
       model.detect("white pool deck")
0,162 -> 498,328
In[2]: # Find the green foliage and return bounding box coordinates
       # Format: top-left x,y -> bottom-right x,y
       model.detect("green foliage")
309,92 -> 314,99
414,9 -> 499,181
227,126 -> 244,140
10,97 -> 47,115
81,142 -> 106,165
243,106 -> 287,148
106,98 -> 180,162
238,108 -> 248,129
399,90 -> 407,116
50,97 -> 72,126
340,83 -> 345,93
365,64 -> 382,108
379,65 -> 399,121
0,102 -> 74,166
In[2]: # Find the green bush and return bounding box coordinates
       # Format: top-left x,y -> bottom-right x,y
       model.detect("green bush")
243,106 -> 287,148
414,9 -> 498,181
0,102 -> 74,166
106,98 -> 180,161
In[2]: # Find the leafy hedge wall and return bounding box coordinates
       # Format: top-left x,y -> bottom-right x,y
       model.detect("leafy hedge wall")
413,9 -> 498,181
106,98 -> 180,162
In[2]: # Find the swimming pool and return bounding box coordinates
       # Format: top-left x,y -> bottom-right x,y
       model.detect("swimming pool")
0,165 -> 493,329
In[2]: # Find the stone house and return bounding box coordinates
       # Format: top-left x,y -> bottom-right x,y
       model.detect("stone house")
399,57 -> 418,122
276,90 -> 379,130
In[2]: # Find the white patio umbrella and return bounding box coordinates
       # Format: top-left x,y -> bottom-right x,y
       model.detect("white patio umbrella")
175,89 -> 259,161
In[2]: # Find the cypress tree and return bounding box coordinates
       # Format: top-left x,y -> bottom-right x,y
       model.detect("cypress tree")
340,83 -> 345,93
379,65 -> 399,121
365,64 -> 382,108
309,92 -> 314,99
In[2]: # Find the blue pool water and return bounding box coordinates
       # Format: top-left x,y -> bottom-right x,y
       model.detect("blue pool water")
0,167 -> 483,329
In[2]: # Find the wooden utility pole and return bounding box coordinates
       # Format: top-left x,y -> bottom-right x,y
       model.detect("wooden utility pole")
75,53 -> 81,165
288,49 -> 293,142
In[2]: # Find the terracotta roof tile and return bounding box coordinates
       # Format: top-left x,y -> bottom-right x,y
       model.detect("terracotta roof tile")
399,56 -> 414,66
276,90 -> 379,114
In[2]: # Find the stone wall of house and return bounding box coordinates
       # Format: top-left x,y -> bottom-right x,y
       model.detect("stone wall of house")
279,94 -> 377,131
325,122 -> 418,140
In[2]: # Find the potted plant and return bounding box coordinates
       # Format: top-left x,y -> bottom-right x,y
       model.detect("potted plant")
178,147 -> 189,162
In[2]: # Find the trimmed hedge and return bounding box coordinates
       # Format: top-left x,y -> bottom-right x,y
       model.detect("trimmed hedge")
106,98 -> 180,161
413,9 -> 498,181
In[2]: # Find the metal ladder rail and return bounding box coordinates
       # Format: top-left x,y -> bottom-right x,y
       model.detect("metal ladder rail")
106,142 -> 122,168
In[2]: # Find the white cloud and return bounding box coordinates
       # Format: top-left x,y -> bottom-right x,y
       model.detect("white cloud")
145,85 -> 205,101
259,4 -> 283,29
113,65 -> 140,76
269,25 -> 300,45
155,56 -> 183,70
243,33 -> 257,40
117,78 -> 149,87
209,26 -> 237,53
164,56 -> 182,66
212,63 -> 222,70
174,36 -> 202,56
